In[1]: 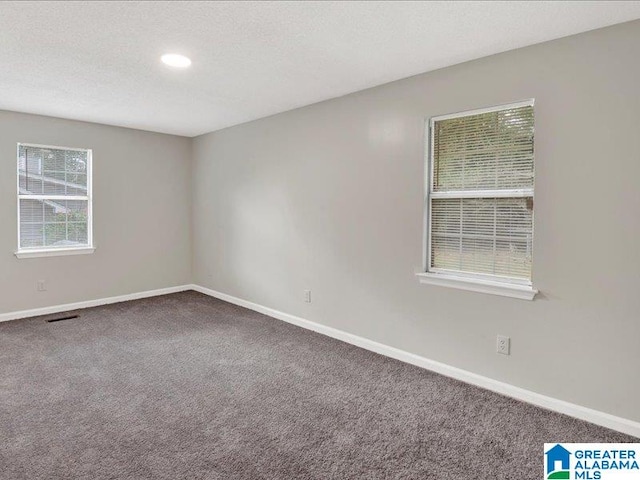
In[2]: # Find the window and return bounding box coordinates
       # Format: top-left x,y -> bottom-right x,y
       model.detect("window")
417,100 -> 537,300
16,143 -> 94,258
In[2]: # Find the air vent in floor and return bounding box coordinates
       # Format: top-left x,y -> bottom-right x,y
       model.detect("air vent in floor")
46,314 -> 79,323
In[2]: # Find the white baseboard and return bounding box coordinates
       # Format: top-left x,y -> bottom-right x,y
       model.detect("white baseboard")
3,283 -> 637,438
191,284 -> 640,439
0,285 -> 192,323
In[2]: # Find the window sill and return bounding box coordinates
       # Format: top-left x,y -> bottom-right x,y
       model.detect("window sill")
416,272 -> 537,300
15,246 -> 95,259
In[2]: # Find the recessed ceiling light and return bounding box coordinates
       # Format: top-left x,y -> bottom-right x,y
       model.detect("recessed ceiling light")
161,53 -> 191,68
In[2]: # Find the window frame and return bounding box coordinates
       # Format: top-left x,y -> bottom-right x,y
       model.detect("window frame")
15,142 -> 95,259
417,100 -> 538,300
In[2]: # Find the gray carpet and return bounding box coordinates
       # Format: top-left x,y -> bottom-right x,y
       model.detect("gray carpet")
0,291 -> 633,479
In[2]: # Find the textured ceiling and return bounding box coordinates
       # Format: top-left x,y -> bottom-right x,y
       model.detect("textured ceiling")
1,1 -> 639,137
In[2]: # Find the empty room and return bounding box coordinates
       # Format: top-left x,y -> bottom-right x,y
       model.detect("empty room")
1,1 -> 639,478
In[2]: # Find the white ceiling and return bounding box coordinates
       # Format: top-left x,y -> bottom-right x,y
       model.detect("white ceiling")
1,1 -> 639,137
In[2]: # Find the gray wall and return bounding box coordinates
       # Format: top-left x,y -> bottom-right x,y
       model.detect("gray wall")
192,21 -> 640,422
0,111 -> 192,313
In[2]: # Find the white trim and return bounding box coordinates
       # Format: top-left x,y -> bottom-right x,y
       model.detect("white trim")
87,148 -> 93,249
18,194 -> 89,201
423,99 -> 536,293
2,283 -> 635,437
16,143 -> 20,255
0,284 -> 192,322
428,266 -> 532,286
16,143 -> 93,254
18,173 -> 88,192
425,118 -> 434,272
430,188 -> 533,199
17,142 -> 91,152
18,189 -> 72,214
431,98 -> 535,122
416,272 -> 537,300
14,246 -> 96,259
191,285 -> 639,438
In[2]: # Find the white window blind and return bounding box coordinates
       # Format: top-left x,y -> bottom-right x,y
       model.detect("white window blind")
17,144 -> 92,252
427,102 -> 534,284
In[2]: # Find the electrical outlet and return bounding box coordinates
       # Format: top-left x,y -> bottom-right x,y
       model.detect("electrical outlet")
304,290 -> 311,303
37,280 -> 46,292
497,335 -> 510,355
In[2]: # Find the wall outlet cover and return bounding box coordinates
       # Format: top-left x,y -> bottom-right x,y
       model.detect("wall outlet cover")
497,335 -> 510,355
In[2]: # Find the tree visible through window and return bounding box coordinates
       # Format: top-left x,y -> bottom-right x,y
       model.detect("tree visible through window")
17,144 -> 92,251
427,101 -> 534,284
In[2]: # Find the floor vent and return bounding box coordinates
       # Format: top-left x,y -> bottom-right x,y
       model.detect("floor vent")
46,314 -> 79,323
